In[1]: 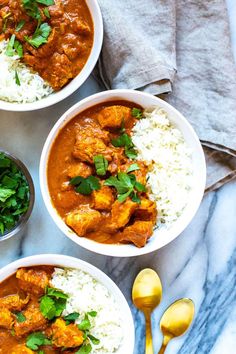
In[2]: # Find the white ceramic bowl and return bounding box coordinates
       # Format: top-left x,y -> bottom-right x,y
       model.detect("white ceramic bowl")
0,254 -> 135,354
0,0 -> 103,112
40,89 -> 206,257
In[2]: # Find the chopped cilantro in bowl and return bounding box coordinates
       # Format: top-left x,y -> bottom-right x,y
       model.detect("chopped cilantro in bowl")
0,150 -> 34,240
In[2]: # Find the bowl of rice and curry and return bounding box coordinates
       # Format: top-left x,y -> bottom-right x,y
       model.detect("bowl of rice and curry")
40,89 -> 206,257
0,0 -> 103,111
0,254 -> 135,353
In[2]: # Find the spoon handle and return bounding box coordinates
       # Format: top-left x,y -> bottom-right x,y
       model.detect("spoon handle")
144,312 -> 154,354
158,336 -> 171,354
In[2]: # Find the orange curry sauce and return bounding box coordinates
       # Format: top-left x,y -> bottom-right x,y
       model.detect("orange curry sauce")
47,101 -> 157,248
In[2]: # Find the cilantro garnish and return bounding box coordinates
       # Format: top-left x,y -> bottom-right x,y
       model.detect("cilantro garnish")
78,314 -> 91,331
64,312 -> 80,324
111,133 -> 137,160
104,172 -> 146,203
15,70 -> 21,86
70,175 -> 101,195
0,153 -> 30,235
75,344 -> 92,354
93,155 -> 108,176
131,107 -> 143,119
88,334 -> 100,345
15,312 -> 26,323
43,7 -> 50,18
126,163 -> 140,173
5,34 -> 23,57
22,0 -> 54,20
16,20 -> 26,32
25,22 -> 51,48
39,287 -> 68,320
26,332 -> 51,350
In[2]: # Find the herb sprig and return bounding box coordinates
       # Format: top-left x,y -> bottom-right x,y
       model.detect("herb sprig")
70,176 -> 101,195
104,172 -> 146,203
39,287 -> 68,320
26,332 -> 51,350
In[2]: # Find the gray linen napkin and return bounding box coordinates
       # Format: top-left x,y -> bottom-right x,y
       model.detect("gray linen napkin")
95,0 -> 236,191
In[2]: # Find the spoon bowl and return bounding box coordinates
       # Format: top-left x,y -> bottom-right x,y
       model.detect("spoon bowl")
158,298 -> 195,354
132,269 -> 162,354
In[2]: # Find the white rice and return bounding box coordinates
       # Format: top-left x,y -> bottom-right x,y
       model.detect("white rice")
51,267 -> 123,354
132,106 -> 193,227
0,40 -> 53,103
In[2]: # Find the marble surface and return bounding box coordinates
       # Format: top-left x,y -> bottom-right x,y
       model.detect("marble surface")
0,1 -> 236,353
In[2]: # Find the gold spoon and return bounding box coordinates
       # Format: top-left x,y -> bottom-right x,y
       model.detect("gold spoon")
132,268 -> 163,354
158,298 -> 195,354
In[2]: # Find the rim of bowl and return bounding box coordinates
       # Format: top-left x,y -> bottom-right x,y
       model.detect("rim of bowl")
0,0 -> 103,112
0,254 -> 135,354
0,149 -> 35,241
39,89 -> 206,257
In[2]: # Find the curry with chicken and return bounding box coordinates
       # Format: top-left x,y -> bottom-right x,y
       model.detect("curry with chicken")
47,101 -> 158,248
0,266 -> 98,353
0,0 -> 94,90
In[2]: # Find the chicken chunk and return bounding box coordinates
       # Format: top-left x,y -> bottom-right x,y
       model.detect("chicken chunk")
66,206 -> 101,236
67,162 -> 93,178
73,119 -> 112,163
14,301 -> 47,337
47,318 -> 84,348
92,186 -> 114,211
10,345 -> 34,354
43,53 -> 74,90
0,308 -> 14,329
111,199 -> 138,228
120,221 -> 154,247
16,268 -> 50,295
0,294 -> 29,311
97,106 -> 132,129
135,198 -> 157,222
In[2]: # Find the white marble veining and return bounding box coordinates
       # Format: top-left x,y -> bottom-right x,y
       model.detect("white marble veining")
0,1 -> 236,353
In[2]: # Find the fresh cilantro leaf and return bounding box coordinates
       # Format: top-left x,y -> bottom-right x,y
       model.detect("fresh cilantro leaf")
125,146 -> 137,159
15,312 -> 26,323
43,7 -> 50,18
22,0 -> 41,20
88,334 -> 100,345
131,107 -> 143,119
111,133 -> 132,148
14,40 -> 23,58
78,314 -> 91,331
5,35 -> 23,58
0,188 -> 15,202
16,20 -> 25,32
26,332 -> 51,350
36,0 -> 54,5
0,154 -> 11,167
15,70 -> 21,86
64,312 -> 80,324
5,34 -> 16,56
105,173 -> 146,203
25,22 -> 51,48
93,155 -> 108,176
75,344 -> 92,354
40,295 -> 56,320
70,175 -> 101,195
135,181 -> 146,192
111,133 -> 137,159
38,351 -> 45,354
46,287 -> 69,299
2,175 -> 18,188
54,297 -> 67,316
131,191 -> 141,204
87,311 -> 97,317
126,163 -> 140,173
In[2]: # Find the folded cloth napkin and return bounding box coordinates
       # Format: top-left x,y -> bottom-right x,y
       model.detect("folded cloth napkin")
95,0 -> 236,191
